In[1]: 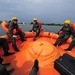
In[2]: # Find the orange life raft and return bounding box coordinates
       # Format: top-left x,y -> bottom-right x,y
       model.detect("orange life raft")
0,32 -> 75,75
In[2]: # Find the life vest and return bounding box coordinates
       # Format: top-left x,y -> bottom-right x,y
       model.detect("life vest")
39,21 -> 43,31
1,21 -> 9,33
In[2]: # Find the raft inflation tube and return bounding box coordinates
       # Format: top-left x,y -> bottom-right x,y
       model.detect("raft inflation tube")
1,21 -> 9,33
71,23 -> 75,30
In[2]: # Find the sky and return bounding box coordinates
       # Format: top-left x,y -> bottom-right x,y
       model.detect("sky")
0,0 -> 75,23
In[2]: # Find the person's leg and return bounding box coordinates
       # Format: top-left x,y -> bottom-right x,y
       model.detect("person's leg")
0,38 -> 14,56
16,31 -> 26,42
12,37 -> 20,52
0,64 -> 14,75
29,59 -> 39,75
58,35 -> 70,46
54,34 -> 64,46
0,64 -> 10,75
0,57 -> 11,68
65,39 -> 75,51
7,33 -> 20,52
34,30 -> 40,41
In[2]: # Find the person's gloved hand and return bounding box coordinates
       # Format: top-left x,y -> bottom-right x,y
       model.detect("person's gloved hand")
13,35 -> 17,37
58,31 -> 63,35
13,29 -> 17,34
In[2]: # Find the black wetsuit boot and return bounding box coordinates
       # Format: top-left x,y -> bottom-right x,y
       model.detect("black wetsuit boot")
29,59 -> 39,75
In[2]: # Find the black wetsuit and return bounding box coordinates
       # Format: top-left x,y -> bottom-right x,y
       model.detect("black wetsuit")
7,21 -> 25,51
54,25 -> 74,46
32,22 -> 40,39
0,64 -> 10,75
0,38 -> 13,56
0,57 -> 11,75
0,38 -> 9,55
29,59 -> 39,75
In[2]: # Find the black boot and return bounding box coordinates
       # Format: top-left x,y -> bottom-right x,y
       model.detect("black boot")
13,46 -> 20,52
4,52 -> 15,56
33,59 -> 39,71
64,48 -> 71,51
33,38 -> 36,41
22,39 -> 27,42
53,43 -> 57,46
15,48 -> 20,52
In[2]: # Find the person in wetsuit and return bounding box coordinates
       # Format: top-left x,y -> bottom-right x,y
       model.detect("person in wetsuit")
54,20 -> 74,46
7,17 -> 26,52
31,18 -> 41,41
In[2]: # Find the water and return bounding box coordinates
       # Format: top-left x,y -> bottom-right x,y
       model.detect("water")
0,24 -> 62,36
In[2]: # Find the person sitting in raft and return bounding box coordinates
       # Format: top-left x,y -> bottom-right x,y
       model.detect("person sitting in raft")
1,17 -> 26,52
29,20 -> 43,32
30,18 -> 41,41
0,38 -> 14,56
54,20 -> 74,46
